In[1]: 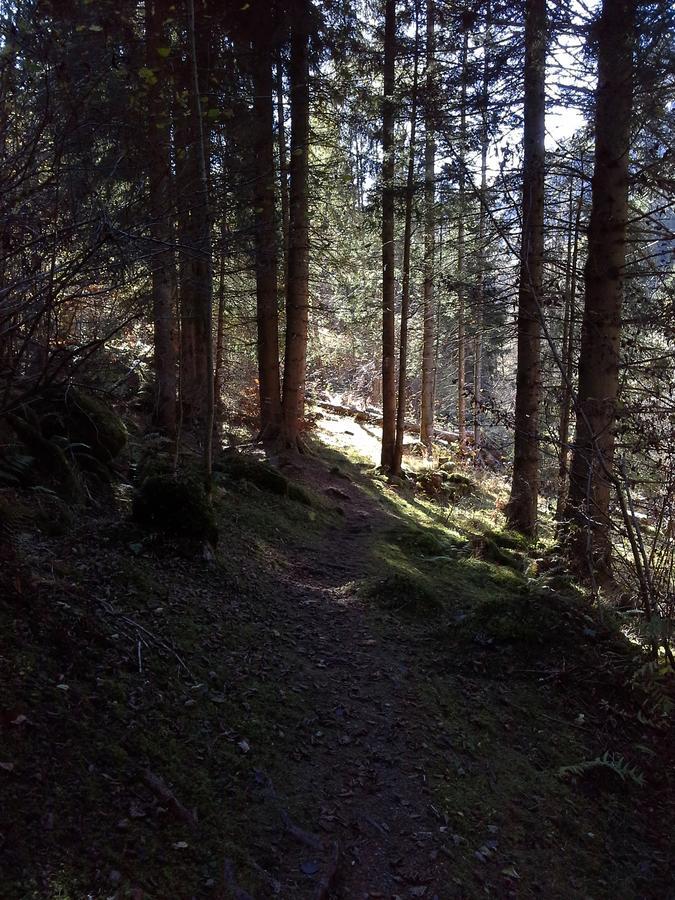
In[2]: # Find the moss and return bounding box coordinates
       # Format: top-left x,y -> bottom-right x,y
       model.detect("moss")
361,572 -> 444,618
456,588 -> 631,660
216,454 -> 317,508
485,527 -> 531,552
132,475 -> 218,544
473,536 -> 524,571
63,387 -> 127,463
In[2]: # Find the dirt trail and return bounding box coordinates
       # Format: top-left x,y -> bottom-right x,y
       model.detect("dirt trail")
252,454 -> 454,899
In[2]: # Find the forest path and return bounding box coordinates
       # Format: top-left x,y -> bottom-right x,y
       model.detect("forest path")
248,442 -> 456,899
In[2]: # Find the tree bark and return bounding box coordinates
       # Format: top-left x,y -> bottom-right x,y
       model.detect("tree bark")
276,55 -> 290,283
393,7 -> 420,476
380,0 -> 397,470
473,4 -> 491,447
146,0 -> 178,438
555,167 -> 585,527
456,26 -> 468,445
186,0 -> 214,483
281,2 -> 310,450
505,0 -> 546,537
567,0 -> 636,578
253,36 -> 282,438
419,0 -> 435,453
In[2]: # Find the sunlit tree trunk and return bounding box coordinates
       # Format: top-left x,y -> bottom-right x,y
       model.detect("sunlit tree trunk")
281,3 -> 310,450
568,0 -> 636,578
146,0 -> 177,437
505,0 -> 546,536
419,0 -> 435,453
380,0 -> 397,469
253,35 -> 282,439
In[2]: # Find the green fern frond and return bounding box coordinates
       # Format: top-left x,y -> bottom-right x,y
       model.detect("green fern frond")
558,751 -> 645,787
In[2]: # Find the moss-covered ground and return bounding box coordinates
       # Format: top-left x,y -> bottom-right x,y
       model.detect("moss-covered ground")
0,414 -> 673,898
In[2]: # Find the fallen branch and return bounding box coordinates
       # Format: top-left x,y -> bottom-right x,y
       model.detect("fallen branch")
255,769 -> 341,899
316,400 -> 461,444
313,839 -> 340,900
142,769 -> 198,829
222,858 -> 255,900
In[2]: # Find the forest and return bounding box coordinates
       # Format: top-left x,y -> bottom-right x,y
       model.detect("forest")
0,0 -> 674,897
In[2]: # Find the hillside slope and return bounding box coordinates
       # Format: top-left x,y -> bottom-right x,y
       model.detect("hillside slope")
1,413 -> 673,899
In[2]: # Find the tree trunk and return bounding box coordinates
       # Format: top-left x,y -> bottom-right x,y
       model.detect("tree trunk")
253,37 -> 282,438
213,234 -> 227,431
146,0 -> 178,438
419,0 -> 435,453
474,5 -> 490,447
281,4 -> 310,450
567,0 -> 636,578
380,0 -> 397,470
456,26 -> 468,445
505,0 -> 546,537
393,7 -> 420,476
276,55 -> 290,283
555,167 -> 585,527
186,0 -> 214,483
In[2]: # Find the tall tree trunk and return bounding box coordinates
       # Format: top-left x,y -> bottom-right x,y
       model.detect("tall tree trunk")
146,0 -> 178,437
187,0 -> 214,483
456,26 -> 468,445
419,0 -> 435,453
567,0 -> 636,578
213,232 -> 227,431
253,37 -> 282,438
393,7 -> 420,476
555,170 -> 585,527
505,0 -> 546,536
281,3 -> 310,450
380,0 -> 397,469
474,6 -> 490,447
276,55 -> 290,283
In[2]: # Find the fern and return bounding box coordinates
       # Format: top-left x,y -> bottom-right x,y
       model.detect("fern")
558,751 -> 645,787
0,452 -> 35,486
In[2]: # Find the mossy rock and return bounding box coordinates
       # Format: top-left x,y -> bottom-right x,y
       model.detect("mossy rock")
459,590 -> 629,659
443,471 -> 474,490
362,572 -> 443,618
388,524 -> 463,558
34,384 -> 127,466
484,527 -> 531,552
216,454 -> 313,506
132,475 -> 218,544
473,536 -> 523,571
61,387 -> 127,464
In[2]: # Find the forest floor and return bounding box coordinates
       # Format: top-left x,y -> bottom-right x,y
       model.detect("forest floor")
1,409 -> 674,899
